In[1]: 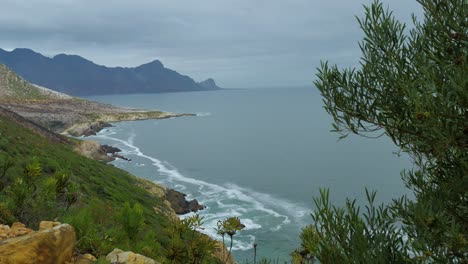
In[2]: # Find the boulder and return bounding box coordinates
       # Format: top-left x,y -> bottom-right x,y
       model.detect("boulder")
0,223 -> 76,264
106,248 -> 159,264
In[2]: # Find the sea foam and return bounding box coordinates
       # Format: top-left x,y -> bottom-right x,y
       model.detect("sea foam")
90,127 -> 309,251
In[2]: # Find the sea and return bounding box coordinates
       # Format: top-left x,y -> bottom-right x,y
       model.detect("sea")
86,87 -> 411,262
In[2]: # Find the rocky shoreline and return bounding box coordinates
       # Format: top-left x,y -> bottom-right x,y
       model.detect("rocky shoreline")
165,189 -> 206,215
0,98 -> 205,215
101,146 -> 206,215
0,98 -> 195,137
64,112 -> 195,137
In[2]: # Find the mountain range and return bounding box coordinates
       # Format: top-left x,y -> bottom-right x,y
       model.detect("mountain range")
0,48 -> 221,96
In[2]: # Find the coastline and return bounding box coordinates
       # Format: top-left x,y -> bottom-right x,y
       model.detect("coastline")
0,98 -> 205,214
64,111 -> 195,137
0,98 -> 195,137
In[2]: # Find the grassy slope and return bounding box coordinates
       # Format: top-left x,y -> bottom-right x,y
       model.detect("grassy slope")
0,113 -> 220,263
0,64 -> 50,100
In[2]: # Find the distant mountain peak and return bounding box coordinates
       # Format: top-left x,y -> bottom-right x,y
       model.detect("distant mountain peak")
0,48 -> 221,95
52,53 -> 94,65
137,59 -> 164,69
12,48 -> 40,55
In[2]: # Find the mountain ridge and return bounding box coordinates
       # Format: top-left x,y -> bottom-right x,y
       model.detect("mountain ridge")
0,48 -> 221,96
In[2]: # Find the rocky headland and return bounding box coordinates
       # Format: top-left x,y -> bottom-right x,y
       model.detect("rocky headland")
0,98 -> 195,137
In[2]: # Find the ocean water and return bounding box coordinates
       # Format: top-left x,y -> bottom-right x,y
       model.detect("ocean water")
87,87 -> 410,261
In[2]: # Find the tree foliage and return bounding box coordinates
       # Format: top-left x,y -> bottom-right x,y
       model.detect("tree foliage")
297,0 -> 467,263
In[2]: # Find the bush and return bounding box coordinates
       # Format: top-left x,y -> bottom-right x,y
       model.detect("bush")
302,0 -> 468,263
119,202 -> 144,240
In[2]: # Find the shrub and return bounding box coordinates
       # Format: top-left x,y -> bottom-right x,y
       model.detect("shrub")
302,0 -> 468,262
119,202 -> 144,240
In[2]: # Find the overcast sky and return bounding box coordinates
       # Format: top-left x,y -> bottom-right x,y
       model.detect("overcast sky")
0,0 -> 422,88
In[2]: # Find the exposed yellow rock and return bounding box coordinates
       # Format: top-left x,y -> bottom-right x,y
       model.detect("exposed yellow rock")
39,221 -> 62,230
0,224 -> 76,264
0,222 -> 33,240
73,253 -> 97,264
106,248 -> 159,264
11,222 -> 26,229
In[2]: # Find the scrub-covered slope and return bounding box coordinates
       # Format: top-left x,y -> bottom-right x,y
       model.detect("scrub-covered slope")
0,108 -> 224,263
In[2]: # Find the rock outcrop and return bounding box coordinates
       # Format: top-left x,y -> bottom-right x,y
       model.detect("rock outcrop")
165,189 -> 206,215
0,222 -> 33,240
101,144 -> 122,154
66,121 -> 113,137
39,221 -> 62,230
0,222 -> 76,264
106,248 -> 159,264
73,140 -> 114,162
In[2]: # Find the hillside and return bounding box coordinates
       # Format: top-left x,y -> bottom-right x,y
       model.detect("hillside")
0,104 -> 228,263
0,64 -> 194,135
0,48 -> 221,96
0,64 -> 71,100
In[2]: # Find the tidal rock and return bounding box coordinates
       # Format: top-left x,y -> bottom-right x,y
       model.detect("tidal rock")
165,189 -> 206,215
112,153 -> 132,161
101,144 -> 122,154
106,248 -> 159,264
0,223 -> 76,264
101,144 -> 132,161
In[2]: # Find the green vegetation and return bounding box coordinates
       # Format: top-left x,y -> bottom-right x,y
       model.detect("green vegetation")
216,217 -> 245,263
295,0 -> 467,263
0,113 -> 222,263
164,214 -> 220,263
0,64 -> 49,100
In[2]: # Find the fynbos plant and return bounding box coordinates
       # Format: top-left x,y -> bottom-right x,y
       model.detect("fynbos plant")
304,0 -> 467,263
165,214 -> 216,263
216,217 -> 245,264
118,202 -> 144,240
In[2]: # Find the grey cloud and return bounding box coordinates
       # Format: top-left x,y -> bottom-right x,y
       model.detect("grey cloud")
0,0 -> 422,88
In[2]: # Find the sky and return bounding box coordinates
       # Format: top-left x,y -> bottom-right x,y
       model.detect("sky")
0,0 -> 422,88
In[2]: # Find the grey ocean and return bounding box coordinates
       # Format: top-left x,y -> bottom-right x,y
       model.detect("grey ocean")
87,87 -> 410,261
